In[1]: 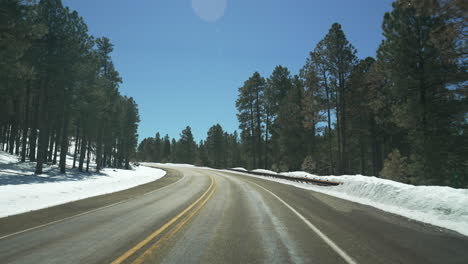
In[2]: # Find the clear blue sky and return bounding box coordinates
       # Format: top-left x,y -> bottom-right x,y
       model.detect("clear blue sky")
62,0 -> 394,142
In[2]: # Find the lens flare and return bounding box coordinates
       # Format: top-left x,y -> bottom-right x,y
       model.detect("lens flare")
192,0 -> 227,22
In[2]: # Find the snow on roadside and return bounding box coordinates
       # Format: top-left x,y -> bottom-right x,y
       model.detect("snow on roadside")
252,169 -> 278,174
231,167 -> 247,171
0,151 -> 166,217
142,162 -> 195,168
225,169 -> 468,237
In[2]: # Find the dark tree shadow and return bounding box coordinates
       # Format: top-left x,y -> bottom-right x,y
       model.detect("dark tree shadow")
0,160 -> 108,186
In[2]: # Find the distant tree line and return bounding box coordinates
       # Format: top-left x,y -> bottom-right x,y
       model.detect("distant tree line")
0,0 -> 140,173
138,0 -> 466,187
137,126 -> 242,169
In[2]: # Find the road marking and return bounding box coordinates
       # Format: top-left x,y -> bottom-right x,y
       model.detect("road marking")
111,174 -> 216,264
249,181 -> 358,264
131,178 -> 217,264
0,171 -> 184,241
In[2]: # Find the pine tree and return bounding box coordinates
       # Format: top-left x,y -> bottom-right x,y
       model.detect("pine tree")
346,57 -> 376,175
265,66 -> 293,169
300,53 -> 326,171
206,124 -> 225,168
153,132 -> 162,162
162,134 -> 171,162
236,72 -> 265,169
276,75 -> 307,171
377,0 -> 466,184
322,23 -> 358,174
308,45 -> 336,174
0,0 -> 140,174
176,126 -> 197,164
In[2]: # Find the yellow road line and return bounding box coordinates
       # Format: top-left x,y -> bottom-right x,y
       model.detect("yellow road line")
131,179 -> 217,264
111,175 -> 215,264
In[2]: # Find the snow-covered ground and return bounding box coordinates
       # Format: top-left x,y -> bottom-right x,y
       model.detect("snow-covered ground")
0,151 -> 166,217
251,169 -> 278,174
226,169 -> 468,237
231,167 -> 247,171
141,162 -> 196,168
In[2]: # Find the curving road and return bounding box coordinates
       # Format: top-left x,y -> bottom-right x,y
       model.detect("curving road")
0,166 -> 467,264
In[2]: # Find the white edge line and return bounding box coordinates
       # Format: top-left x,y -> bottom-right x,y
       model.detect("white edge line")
0,170 -> 185,241
249,181 -> 358,264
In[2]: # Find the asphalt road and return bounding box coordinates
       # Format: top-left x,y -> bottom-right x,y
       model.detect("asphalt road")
1,166 -> 467,264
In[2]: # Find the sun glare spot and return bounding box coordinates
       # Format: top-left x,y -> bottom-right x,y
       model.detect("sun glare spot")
192,0 -> 227,22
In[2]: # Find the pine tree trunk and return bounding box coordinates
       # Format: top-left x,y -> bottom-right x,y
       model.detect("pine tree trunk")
35,124 -> 49,174
78,133 -> 86,172
360,136 -> 365,175
47,125 -> 55,162
336,93 -> 343,175
264,114 -> 269,169
59,110 -> 69,173
255,91 -> 262,169
341,88 -> 347,174
15,131 -> 21,155
20,80 -> 32,162
8,119 -> 18,155
86,140 -> 91,172
72,120 -> 80,169
95,128 -> 103,172
35,75 -> 50,175
29,91 -> 40,162
323,74 -> 334,175
0,124 -> 6,151
5,124 -> 11,153
370,117 -> 379,176
53,123 -> 61,164
249,105 -> 256,168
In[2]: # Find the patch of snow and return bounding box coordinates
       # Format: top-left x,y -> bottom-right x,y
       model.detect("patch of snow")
252,169 -> 278,174
224,169 -> 468,237
0,152 -> 19,164
0,151 -> 166,217
142,162 -> 195,168
231,167 -> 247,171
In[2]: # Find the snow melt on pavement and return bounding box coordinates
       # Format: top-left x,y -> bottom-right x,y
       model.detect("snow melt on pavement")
227,169 -> 468,237
0,151 -> 166,217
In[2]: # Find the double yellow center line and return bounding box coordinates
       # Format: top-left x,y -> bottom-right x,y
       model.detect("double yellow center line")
111,175 -> 217,264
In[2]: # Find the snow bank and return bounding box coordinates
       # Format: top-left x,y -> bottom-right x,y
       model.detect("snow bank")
231,167 -> 247,171
229,169 -> 468,237
0,151 -> 166,217
142,162 -> 195,168
251,169 -> 278,174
